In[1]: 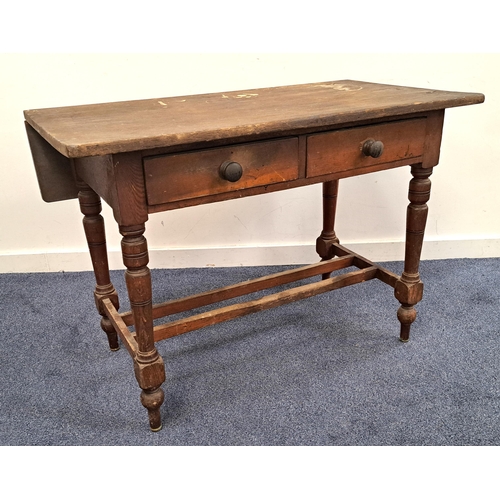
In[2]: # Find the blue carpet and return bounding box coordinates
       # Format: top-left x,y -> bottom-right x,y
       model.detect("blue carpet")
1,258 -> 499,445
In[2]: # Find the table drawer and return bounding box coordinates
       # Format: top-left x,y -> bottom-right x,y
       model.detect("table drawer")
144,137 -> 299,205
306,118 -> 427,177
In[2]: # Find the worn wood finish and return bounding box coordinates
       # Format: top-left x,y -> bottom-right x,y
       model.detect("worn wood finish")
74,156 -> 116,209
332,243 -> 400,288
24,80 -> 483,158
120,256 -> 355,327
154,266 -> 378,342
316,180 -> 340,279
307,118 -> 427,177
109,151 -> 149,227
76,180 -> 120,350
144,137 -> 299,205
421,110 -> 445,169
102,299 -> 138,356
395,164 -> 433,342
25,122 -> 78,202
145,156 -> 425,213
24,80 -> 484,432
120,223 -> 166,431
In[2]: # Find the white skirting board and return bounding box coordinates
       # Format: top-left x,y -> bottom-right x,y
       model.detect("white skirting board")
1,238 -> 499,273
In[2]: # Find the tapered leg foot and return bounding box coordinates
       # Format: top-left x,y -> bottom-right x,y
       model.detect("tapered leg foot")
101,317 -> 120,351
397,304 -> 417,342
134,351 -> 166,432
141,387 -> 165,431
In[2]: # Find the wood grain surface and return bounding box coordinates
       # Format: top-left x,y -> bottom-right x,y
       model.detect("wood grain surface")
23,80 -> 484,158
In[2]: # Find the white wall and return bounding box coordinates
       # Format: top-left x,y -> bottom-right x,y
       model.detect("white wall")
1,53 -> 498,272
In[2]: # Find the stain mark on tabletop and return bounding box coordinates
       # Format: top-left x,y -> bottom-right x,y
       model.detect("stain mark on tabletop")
222,93 -> 259,99
315,83 -> 363,92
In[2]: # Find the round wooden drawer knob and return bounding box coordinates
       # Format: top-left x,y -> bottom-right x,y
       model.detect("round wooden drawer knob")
219,161 -> 243,182
362,139 -> 384,158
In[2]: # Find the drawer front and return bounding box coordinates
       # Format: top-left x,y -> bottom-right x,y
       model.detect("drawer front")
144,137 -> 299,205
306,118 -> 427,177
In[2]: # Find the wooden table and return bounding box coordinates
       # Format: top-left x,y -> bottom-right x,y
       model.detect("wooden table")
24,80 -> 484,431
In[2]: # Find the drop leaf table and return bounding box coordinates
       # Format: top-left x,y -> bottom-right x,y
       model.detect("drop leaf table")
24,80 -> 484,431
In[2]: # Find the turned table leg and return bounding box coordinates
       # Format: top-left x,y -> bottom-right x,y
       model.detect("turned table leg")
120,223 -> 166,431
316,180 -> 340,279
77,182 -> 120,350
395,164 -> 433,342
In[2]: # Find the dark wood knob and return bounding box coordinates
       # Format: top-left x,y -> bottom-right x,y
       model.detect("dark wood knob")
219,161 -> 243,182
362,139 -> 384,158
